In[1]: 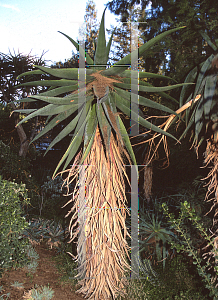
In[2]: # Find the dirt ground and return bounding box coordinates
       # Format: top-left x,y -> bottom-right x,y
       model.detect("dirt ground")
0,244 -> 85,300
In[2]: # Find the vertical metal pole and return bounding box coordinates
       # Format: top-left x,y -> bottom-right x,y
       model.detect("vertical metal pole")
130,22 -> 139,136
78,28 -> 87,279
77,38 -> 86,137
131,165 -> 139,279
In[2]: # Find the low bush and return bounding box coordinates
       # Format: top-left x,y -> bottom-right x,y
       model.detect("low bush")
0,176 -> 30,276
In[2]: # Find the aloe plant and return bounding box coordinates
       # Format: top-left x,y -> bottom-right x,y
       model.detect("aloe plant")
14,7 -> 187,300
23,218 -> 65,251
162,31 -> 218,248
24,285 -> 54,300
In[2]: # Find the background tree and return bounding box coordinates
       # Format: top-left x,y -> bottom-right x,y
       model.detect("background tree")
106,0 -> 218,82
0,51 -> 47,157
78,0 -> 100,61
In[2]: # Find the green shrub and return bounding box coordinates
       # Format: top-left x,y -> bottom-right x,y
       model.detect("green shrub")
0,140 -> 41,215
162,201 -> 218,299
117,254 -> 207,300
0,176 -> 30,276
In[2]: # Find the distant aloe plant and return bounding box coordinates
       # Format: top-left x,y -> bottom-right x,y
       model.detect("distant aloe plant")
23,218 -> 66,251
10,281 -> 24,289
23,285 -> 54,300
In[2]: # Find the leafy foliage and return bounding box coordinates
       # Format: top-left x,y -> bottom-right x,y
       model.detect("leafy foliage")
0,176 -> 30,276
0,140 -> 42,214
117,253 -> 207,300
162,201 -> 218,299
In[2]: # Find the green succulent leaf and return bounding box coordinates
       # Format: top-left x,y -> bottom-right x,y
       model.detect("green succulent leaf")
117,77 -> 179,104
62,104 -> 92,172
106,28 -> 116,64
44,111 -> 81,156
204,74 -> 217,120
114,81 -> 192,94
15,103 -> 74,127
96,102 -> 111,152
199,30 -> 217,52
94,7 -> 107,68
16,79 -> 77,88
119,70 -> 177,83
13,98 -> 37,103
58,31 -> 94,66
81,104 -> 98,165
179,65 -> 198,107
45,97 -> 92,156
16,69 -> 45,79
53,103 -> 92,177
102,94 -> 122,141
113,91 -> 178,141
31,105 -> 83,145
32,65 -> 94,80
36,84 -> 83,97
27,93 -> 91,105
118,115 -> 137,165
53,128 -> 83,178
193,54 -> 214,98
13,109 -> 37,114
114,87 -> 178,116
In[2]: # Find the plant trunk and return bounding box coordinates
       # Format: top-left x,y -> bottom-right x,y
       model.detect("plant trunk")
62,126 -> 131,300
10,101 -> 37,157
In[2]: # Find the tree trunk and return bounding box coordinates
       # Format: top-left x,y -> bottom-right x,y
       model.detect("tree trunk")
9,101 -> 37,158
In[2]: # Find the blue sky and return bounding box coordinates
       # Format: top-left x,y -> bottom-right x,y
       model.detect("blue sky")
0,0 -> 118,65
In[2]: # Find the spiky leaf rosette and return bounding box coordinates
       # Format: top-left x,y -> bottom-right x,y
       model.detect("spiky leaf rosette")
14,8 -> 186,178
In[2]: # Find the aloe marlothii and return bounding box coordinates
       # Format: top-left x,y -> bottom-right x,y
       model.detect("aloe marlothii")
14,8 -> 186,299
179,34 -> 218,228
160,31 -> 218,269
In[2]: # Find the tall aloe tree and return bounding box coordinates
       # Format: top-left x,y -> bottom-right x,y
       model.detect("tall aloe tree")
14,8 -> 186,299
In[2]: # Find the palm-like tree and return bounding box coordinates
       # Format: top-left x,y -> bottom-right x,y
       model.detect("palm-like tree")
14,8 -> 186,299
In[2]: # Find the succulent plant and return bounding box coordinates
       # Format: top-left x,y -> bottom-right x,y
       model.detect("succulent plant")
0,286 -> 10,300
23,218 -> 66,251
10,281 -> 24,289
14,8 -> 186,178
23,285 -> 54,300
14,7 -> 188,300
